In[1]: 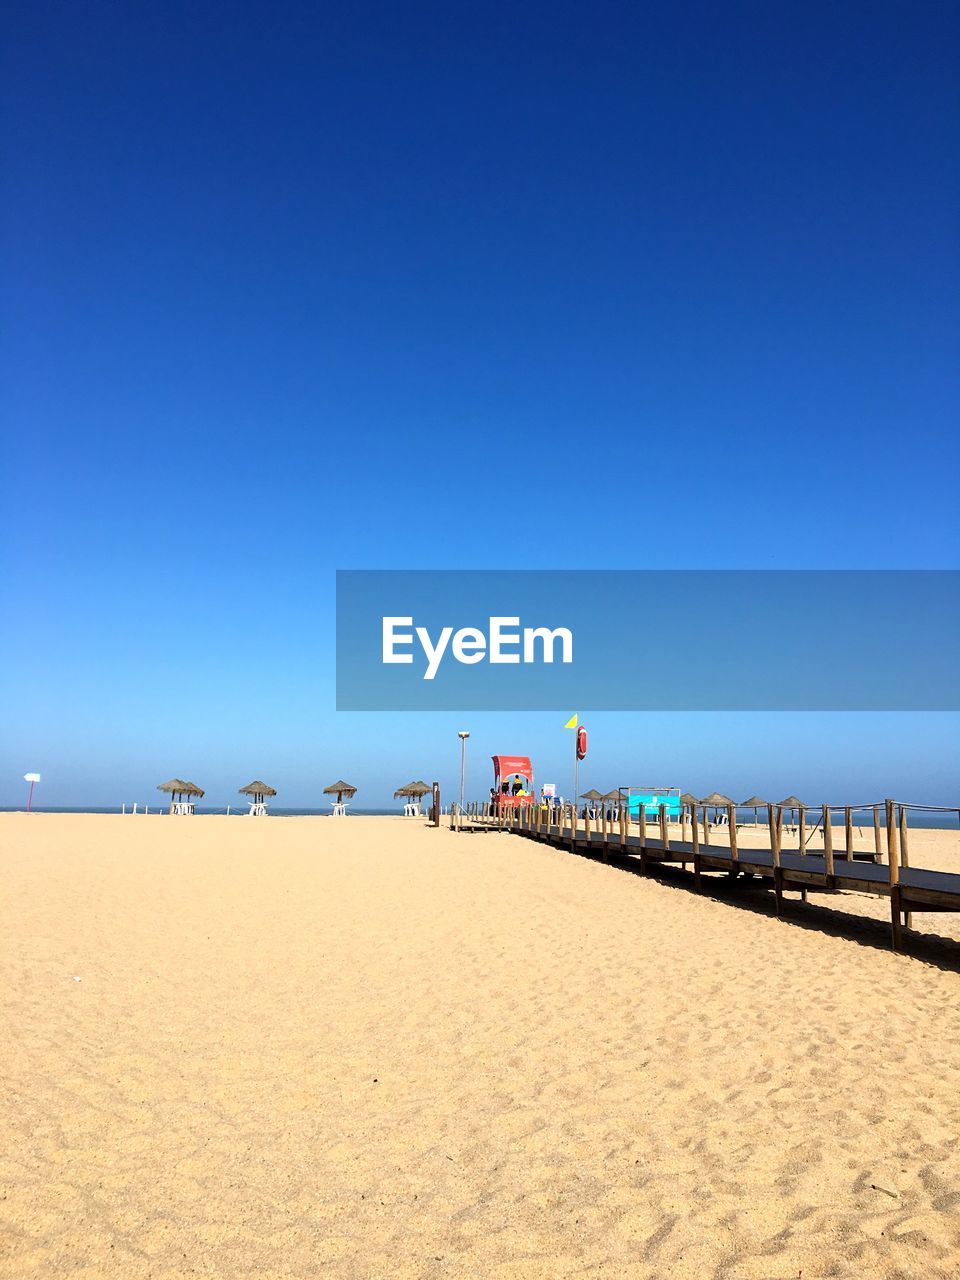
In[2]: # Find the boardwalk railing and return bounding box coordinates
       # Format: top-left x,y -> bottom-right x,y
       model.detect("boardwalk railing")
450,798 -> 960,954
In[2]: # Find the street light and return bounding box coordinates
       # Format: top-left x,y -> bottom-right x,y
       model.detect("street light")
457,732 -> 470,813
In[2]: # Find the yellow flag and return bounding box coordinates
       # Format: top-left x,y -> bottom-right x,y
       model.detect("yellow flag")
563,714 -> 578,729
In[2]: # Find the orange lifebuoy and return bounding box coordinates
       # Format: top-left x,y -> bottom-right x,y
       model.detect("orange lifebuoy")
576,726 -> 587,760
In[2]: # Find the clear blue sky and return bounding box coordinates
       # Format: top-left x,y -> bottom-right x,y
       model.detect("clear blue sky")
1,1 -> 957,808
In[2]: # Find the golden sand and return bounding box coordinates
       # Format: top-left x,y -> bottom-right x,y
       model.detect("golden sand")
3,813 -> 959,1278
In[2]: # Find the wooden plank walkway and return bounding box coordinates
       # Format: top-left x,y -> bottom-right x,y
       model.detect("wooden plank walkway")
455,801 -> 960,954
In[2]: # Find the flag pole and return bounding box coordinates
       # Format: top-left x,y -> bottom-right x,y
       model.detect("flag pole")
574,733 -> 578,820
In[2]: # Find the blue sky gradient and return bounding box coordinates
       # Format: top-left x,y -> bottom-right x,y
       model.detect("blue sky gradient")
1,1 -> 957,807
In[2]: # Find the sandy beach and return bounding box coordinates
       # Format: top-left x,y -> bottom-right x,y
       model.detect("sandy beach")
3,813 -> 960,1279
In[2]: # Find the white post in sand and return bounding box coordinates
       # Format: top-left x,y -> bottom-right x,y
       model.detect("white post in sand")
458,731 -> 470,814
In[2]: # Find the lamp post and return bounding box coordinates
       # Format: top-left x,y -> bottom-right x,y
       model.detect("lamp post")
457,732 -> 470,813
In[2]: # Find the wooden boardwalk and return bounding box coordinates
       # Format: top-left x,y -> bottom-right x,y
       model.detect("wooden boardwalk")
456,800 -> 960,954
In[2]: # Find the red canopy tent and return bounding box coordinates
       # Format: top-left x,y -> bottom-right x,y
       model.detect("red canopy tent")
491,755 -> 534,809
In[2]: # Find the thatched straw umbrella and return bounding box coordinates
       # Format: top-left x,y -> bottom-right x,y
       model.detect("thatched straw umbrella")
700,792 -> 734,828
579,788 -> 603,817
239,780 -> 277,811
600,789 -> 622,817
741,794 -> 768,825
239,780 -> 276,802
777,795 -> 805,834
157,778 -> 187,797
394,781 -> 431,799
394,781 -> 431,814
678,791 -> 699,834
324,780 -> 357,805
157,778 -> 204,814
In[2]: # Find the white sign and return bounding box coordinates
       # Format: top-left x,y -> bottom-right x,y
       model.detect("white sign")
24,772 -> 40,783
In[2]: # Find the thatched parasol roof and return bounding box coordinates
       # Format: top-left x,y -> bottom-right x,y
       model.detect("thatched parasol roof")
741,795 -> 768,807
681,792 -> 699,805
394,781 -> 432,799
601,790 -> 622,802
157,778 -> 204,798
778,795 -> 805,808
700,792 -> 734,806
239,781 -> 277,797
580,788 -> 604,800
324,780 -> 357,796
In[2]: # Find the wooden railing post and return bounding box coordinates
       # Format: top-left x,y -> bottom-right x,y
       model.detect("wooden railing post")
767,803 -> 783,915
844,806 -> 854,861
898,804 -> 910,869
767,804 -> 781,867
886,799 -> 902,950
726,803 -> 738,862
873,805 -> 882,862
660,803 -> 670,854
898,804 -> 912,930
822,805 -> 834,876
885,799 -> 899,882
